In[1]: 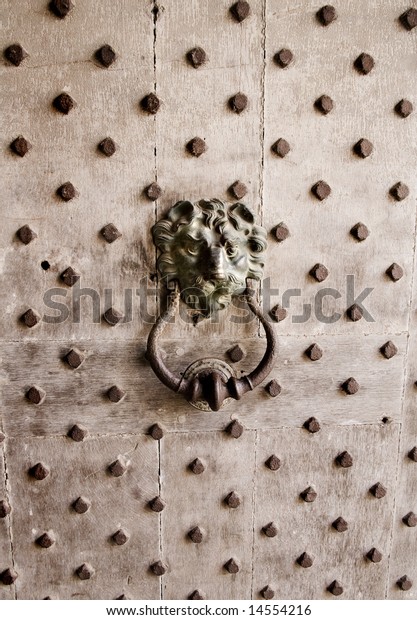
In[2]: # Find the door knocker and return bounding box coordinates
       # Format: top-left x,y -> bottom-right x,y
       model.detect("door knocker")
146,199 -> 277,411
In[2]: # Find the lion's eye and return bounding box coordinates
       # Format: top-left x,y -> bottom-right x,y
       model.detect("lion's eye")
186,242 -> 200,255
225,244 -> 238,258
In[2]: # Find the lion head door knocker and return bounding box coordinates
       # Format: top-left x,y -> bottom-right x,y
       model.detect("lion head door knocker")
146,199 -> 277,411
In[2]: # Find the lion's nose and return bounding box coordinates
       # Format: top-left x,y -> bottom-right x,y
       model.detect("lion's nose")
207,246 -> 226,279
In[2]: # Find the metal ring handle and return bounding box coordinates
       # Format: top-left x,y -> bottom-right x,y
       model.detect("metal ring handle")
146,281 -> 277,411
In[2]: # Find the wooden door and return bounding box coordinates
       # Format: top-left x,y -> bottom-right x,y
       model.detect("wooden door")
1,0 -> 417,600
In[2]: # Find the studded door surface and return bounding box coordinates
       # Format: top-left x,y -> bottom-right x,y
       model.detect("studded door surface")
1,0 -> 417,601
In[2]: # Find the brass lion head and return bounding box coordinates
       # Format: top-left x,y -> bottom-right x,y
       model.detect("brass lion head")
152,199 -> 267,319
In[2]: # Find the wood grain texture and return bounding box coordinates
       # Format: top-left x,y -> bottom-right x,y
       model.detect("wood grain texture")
0,443 -> 15,600
253,424 -> 400,599
263,0 -> 417,336
160,431 -> 256,599
5,434 -> 160,600
0,333 -> 406,437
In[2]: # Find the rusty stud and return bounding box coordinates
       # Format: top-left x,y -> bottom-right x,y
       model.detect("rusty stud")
229,92 -> 248,114
10,135 -> 32,157
265,379 -> 281,397
188,526 -> 203,543
350,222 -> 369,241
226,420 -> 244,438
230,1 -> 250,22
397,575 -> 412,591
149,423 -> 164,440
353,138 -> 373,158
186,137 -> 207,157
300,486 -> 317,502
4,44 -> 28,66
101,223 -> 122,243
273,222 -> 290,242
316,5 -> 337,26
304,417 -> 321,433
0,568 -> 18,585
141,93 -> 160,115
274,48 -> 293,68
314,95 -> 333,115
26,385 -> 46,405
380,341 -> 398,359
227,344 -> 245,363
224,558 -> 239,574
108,457 -> 128,477
186,47 -> 207,68
310,263 -> 329,282
271,138 -> 290,158
49,0 -> 73,18
188,590 -> 205,600
57,182 -> 77,201
72,496 -> 91,514
332,517 -> 348,532
366,548 -> 382,563
68,424 -> 88,442
336,451 -> 353,468
60,266 -> 80,287
305,343 -> 323,361
224,491 -> 241,508
150,561 -> 167,576
95,44 -> 116,68
408,446 -> 417,462
21,308 -> 41,328
311,180 -> 331,201
389,182 -> 409,201
29,462 -> 50,480
262,522 -> 278,538
229,180 -> 248,200
189,458 -> 205,474
17,224 -> 37,245
354,53 -> 374,75
65,347 -> 85,369
395,99 -> 413,118
342,377 -> 359,395
53,92 -> 76,114
327,580 -> 343,596
265,455 -> 281,471
107,385 -> 126,403
98,137 -> 117,157
270,304 -> 287,322
145,183 -> 162,201
103,307 -> 124,326
112,528 -> 129,546
149,496 -> 166,512
370,482 -> 387,499
297,552 -> 313,568
36,532 -> 55,548
260,585 -> 275,600
346,303 -> 363,322
386,263 -> 404,282
76,563 -> 95,580
400,8 -> 417,30
0,500 -> 11,518
402,511 -> 417,527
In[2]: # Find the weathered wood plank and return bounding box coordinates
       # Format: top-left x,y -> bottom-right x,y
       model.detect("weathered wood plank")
0,333 -> 406,437
0,441 -> 15,600
263,0 -> 417,336
5,434 -> 160,600
253,424 -> 399,599
160,431 -> 256,599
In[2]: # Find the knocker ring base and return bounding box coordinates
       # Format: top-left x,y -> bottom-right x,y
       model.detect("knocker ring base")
146,199 -> 277,411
